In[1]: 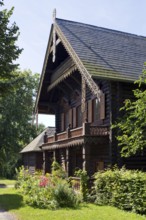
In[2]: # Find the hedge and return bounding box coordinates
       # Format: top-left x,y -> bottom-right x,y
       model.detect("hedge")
93,167 -> 146,214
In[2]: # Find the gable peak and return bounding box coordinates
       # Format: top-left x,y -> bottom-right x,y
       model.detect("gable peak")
52,8 -> 57,23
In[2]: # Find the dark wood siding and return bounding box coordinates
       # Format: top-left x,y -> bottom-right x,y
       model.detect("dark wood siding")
23,153 -> 36,174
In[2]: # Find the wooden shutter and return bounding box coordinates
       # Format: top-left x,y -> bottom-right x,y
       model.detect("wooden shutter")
88,100 -> 93,123
73,107 -> 76,128
69,109 -> 72,128
61,113 -> 65,131
100,93 -> 105,120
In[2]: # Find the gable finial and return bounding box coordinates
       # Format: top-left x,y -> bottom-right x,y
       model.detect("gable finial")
52,8 -> 56,23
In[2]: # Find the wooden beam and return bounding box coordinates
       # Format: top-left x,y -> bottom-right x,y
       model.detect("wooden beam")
71,75 -> 80,86
50,38 -> 61,54
39,102 -> 57,109
58,85 -> 66,95
63,81 -> 74,92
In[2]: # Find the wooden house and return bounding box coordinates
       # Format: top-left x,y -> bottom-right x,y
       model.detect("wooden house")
34,14 -> 146,176
21,127 -> 55,173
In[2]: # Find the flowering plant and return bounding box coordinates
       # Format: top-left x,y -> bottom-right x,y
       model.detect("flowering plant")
39,176 -> 49,187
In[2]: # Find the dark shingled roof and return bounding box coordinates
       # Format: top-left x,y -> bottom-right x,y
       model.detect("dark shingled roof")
56,18 -> 146,82
21,127 -> 55,153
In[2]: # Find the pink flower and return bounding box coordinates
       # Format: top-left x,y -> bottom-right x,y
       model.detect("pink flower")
39,176 -> 49,187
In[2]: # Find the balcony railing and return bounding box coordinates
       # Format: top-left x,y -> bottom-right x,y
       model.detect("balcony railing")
44,123 -> 109,144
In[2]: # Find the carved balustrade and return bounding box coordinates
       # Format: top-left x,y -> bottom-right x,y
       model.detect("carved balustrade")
46,123 -> 109,144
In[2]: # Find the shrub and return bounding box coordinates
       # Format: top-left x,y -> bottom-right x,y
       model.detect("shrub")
16,165 -> 79,209
51,161 -> 67,179
53,181 -> 78,208
93,167 -> 146,214
75,169 -> 89,201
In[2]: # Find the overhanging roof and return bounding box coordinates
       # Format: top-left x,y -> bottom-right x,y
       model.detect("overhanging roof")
35,17 -> 146,113
56,18 -> 146,82
21,127 -> 55,153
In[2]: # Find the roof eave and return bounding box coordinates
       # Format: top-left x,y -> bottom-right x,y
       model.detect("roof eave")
34,24 -> 54,114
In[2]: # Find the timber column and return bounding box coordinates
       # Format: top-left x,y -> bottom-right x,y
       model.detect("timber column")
82,144 -> 90,175
43,151 -> 53,174
43,151 -> 46,175
66,148 -> 69,176
53,150 -> 56,161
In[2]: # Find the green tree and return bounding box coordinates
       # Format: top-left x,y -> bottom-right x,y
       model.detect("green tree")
0,0 -> 22,95
113,66 -> 146,157
0,70 -> 45,178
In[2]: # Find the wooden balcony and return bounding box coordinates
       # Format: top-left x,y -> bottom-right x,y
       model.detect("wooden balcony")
44,123 -> 109,144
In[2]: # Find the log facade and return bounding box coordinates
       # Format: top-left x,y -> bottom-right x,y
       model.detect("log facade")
32,17 -> 146,176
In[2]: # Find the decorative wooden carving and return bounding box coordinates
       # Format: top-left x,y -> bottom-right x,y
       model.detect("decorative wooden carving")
54,22 -> 102,100
90,126 -> 109,136
52,9 -> 56,63
52,8 -> 56,22
81,76 -> 86,122
52,28 -> 56,63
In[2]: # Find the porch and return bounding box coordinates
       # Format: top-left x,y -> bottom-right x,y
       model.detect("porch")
41,123 -> 110,176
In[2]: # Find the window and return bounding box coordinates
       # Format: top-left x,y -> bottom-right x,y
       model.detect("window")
87,93 -> 105,124
87,98 -> 100,123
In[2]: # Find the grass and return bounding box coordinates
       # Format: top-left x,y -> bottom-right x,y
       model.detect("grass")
0,177 -> 16,186
0,180 -> 146,220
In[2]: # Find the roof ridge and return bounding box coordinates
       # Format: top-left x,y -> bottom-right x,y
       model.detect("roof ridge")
56,18 -> 146,40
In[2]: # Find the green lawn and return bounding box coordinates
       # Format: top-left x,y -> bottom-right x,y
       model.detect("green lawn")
0,177 -> 16,186
0,181 -> 146,220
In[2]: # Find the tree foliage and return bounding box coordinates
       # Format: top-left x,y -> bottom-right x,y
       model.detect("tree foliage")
0,70 -> 45,178
0,0 -> 22,94
113,66 -> 146,157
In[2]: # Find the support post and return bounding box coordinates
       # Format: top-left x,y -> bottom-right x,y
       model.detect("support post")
82,144 -> 90,175
43,151 -> 46,175
66,148 -> 69,176
53,150 -> 56,161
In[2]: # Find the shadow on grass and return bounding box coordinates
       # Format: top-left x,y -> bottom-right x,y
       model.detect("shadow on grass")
0,184 -> 7,188
0,194 -> 23,211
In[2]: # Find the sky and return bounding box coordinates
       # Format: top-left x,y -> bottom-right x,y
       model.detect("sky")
3,0 -> 146,127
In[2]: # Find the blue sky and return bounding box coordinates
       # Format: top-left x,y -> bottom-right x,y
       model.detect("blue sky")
4,0 -> 146,127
